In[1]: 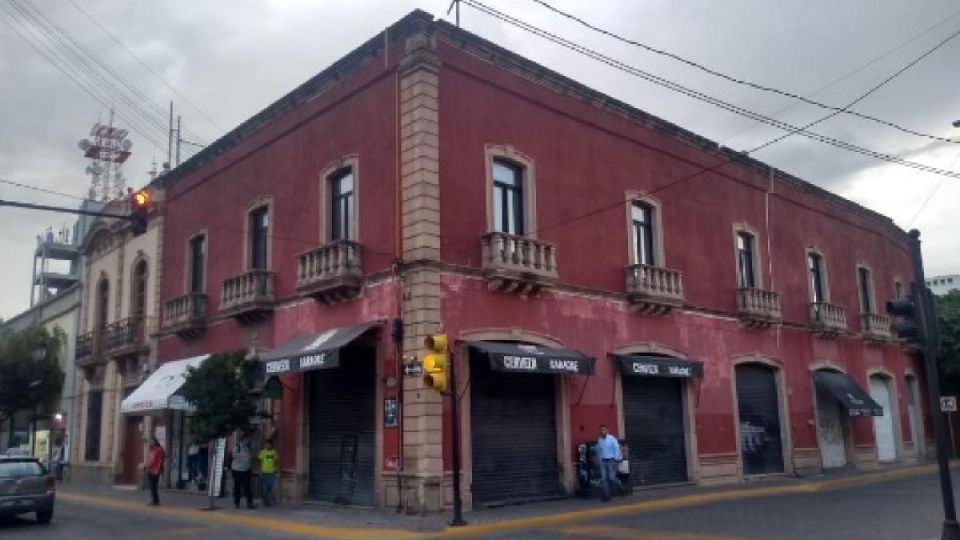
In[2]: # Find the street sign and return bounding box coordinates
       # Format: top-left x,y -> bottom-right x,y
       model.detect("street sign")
940,396 -> 957,413
403,363 -> 423,377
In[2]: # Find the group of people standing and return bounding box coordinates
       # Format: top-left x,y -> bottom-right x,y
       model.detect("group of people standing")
144,435 -> 278,509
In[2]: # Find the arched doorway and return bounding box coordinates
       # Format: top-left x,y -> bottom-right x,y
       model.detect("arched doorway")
905,375 -> 925,457
735,363 -> 784,475
814,368 -> 849,469
869,374 -> 896,462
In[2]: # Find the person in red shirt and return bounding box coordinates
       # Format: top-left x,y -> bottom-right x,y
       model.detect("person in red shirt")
146,437 -> 165,506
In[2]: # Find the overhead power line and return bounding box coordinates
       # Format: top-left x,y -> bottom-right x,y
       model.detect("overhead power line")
0,176 -> 89,201
531,0 -> 960,146
65,0 -> 223,135
0,4 -> 168,152
455,0 -> 960,238
461,0 -> 960,181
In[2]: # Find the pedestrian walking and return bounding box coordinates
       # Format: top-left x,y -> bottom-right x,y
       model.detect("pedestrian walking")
187,440 -> 200,484
597,425 -> 623,502
146,437 -> 165,506
257,438 -> 278,506
226,436 -> 255,509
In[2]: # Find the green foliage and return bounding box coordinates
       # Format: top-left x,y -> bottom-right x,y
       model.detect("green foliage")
938,290 -> 960,377
179,350 -> 257,442
0,326 -> 65,424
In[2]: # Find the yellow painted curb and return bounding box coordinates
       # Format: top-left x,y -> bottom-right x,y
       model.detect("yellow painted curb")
57,492 -> 424,539
428,463 -> 944,538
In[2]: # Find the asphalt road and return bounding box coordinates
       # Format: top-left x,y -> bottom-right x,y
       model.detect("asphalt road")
1,469 -> 955,539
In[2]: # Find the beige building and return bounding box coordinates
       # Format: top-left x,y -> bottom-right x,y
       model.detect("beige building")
71,192 -> 163,485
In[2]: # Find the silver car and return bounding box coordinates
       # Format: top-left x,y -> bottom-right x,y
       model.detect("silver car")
0,457 -> 55,524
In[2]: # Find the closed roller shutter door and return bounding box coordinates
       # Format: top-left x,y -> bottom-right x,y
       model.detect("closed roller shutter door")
735,364 -> 784,475
622,377 -> 687,486
307,346 -> 376,505
470,353 -> 561,505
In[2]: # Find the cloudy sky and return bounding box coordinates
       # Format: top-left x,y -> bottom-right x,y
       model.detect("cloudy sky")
1,0 -> 958,320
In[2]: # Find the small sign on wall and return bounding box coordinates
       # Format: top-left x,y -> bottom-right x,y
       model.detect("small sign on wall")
384,398 -> 399,428
941,396 -> 957,412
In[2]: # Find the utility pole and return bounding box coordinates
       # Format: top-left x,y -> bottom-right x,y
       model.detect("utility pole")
176,115 -> 182,167
908,229 -> 959,540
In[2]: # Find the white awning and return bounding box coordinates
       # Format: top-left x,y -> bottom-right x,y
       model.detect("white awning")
121,355 -> 209,415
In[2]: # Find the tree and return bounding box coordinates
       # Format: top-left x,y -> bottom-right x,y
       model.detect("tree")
178,350 -> 257,508
937,290 -> 960,381
0,326 -> 65,428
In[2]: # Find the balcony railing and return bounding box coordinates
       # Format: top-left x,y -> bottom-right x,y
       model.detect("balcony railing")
810,301 -> 847,337
296,240 -> 363,304
736,287 -> 782,328
75,332 -> 96,365
625,264 -> 684,314
104,316 -> 155,358
861,312 -> 892,344
481,232 -> 558,295
163,293 -> 208,338
220,269 -> 275,321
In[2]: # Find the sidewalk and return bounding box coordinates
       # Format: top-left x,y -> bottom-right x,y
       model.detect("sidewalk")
55,460 -> 945,539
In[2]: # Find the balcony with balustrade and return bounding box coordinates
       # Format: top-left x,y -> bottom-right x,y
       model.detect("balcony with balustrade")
810,301 -> 847,338
625,264 -> 684,314
163,293 -> 208,339
736,287 -> 782,328
480,232 -> 558,295
75,331 -> 99,366
296,240 -> 363,304
861,312 -> 892,345
220,269 -> 275,322
104,316 -> 154,359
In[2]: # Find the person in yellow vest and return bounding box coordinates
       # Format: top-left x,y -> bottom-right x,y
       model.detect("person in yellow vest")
257,438 -> 278,506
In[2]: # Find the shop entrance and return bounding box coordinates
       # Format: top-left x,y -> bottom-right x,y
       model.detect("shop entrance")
306,346 -> 376,505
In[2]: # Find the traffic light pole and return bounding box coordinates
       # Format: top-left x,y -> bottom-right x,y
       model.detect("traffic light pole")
448,350 -> 466,526
908,229 -> 960,540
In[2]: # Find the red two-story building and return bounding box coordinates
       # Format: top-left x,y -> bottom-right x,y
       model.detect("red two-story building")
145,11 -> 929,513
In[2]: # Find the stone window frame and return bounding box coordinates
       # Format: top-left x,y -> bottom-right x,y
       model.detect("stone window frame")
624,192 -> 665,267
242,196 -> 273,272
805,247 -> 831,303
128,252 -> 150,321
732,223 -> 763,289
855,262 -> 877,315
318,155 -> 361,244
484,144 -> 537,238
183,229 -> 209,294
893,278 -> 904,300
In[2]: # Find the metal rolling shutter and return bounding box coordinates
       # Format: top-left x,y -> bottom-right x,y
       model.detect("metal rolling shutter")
622,377 -> 687,486
470,353 -> 561,505
307,346 -> 376,505
735,364 -> 784,475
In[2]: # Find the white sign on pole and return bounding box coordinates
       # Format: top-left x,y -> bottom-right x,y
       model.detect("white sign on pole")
940,396 -> 957,413
207,438 -> 226,498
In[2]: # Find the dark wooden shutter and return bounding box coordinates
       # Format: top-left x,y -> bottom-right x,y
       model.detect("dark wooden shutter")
469,352 -> 561,505
307,346 -> 376,505
622,376 -> 687,485
735,364 -> 784,475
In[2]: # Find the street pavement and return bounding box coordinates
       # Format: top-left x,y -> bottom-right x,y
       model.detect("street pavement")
2,464 -> 956,539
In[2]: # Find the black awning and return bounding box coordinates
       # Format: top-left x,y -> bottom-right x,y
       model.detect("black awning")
613,354 -> 703,378
260,322 -> 379,375
813,371 -> 884,417
469,341 -> 595,375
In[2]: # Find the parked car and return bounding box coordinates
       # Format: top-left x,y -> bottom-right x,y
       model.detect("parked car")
0,457 -> 55,524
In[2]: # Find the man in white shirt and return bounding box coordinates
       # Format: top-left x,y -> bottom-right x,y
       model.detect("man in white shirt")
597,424 -> 623,502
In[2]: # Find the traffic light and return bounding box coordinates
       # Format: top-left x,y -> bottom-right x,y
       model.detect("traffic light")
130,189 -> 150,236
886,292 -> 923,342
422,333 -> 448,392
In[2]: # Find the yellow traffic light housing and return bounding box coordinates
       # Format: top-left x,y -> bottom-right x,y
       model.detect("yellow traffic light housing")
422,334 -> 448,392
